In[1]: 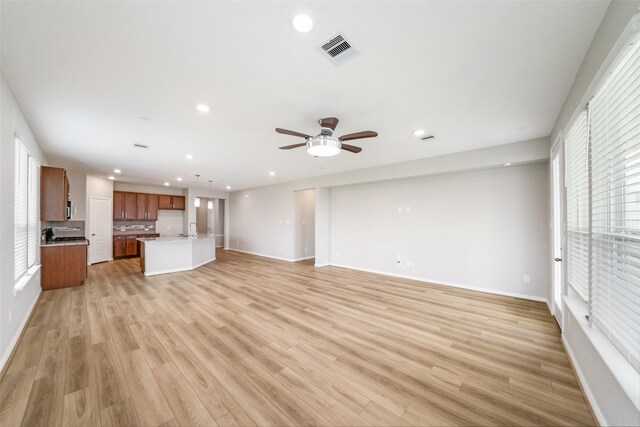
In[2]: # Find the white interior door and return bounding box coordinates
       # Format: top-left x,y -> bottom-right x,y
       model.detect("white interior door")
89,196 -> 111,264
551,142 -> 564,324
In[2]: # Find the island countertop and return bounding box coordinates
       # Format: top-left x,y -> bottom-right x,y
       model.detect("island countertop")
137,234 -> 215,243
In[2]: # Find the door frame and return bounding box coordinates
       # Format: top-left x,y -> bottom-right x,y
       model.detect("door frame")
550,134 -> 565,326
89,196 -> 112,265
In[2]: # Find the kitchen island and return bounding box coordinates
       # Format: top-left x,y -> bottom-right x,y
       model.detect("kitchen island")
137,235 -> 215,276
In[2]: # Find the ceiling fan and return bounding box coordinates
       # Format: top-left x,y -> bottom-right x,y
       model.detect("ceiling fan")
276,117 -> 378,157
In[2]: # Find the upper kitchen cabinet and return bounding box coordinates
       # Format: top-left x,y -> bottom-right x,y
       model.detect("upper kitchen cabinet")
136,193 -> 159,220
113,191 -> 136,220
158,195 -> 185,210
41,166 -> 71,221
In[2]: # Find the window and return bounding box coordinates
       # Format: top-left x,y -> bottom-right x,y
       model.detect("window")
590,35 -> 640,371
14,137 -> 40,285
564,30 -> 640,372
565,110 -> 590,301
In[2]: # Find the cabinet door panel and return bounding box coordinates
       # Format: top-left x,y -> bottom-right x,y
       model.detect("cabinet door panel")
114,239 -> 126,257
147,194 -> 159,220
158,195 -> 172,209
124,193 -> 136,220
125,238 -> 138,256
172,196 -> 185,210
113,192 -> 124,220
135,193 -> 147,220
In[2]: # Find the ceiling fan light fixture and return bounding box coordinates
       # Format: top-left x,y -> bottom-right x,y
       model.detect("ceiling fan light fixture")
307,135 -> 341,157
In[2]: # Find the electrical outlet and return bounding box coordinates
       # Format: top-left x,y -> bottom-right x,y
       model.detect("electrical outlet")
406,206 -> 411,213
286,220 -> 290,224
336,251 -> 340,257
304,247 -> 307,252
523,275 -> 531,284
302,219 -> 306,225
8,311 -> 12,322
398,207 -> 402,213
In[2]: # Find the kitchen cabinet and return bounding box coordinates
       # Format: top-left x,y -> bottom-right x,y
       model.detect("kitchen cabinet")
41,243 -> 87,290
114,235 -> 126,257
135,193 -> 159,220
114,234 -> 160,259
41,166 -> 70,221
113,191 -> 137,220
158,195 -> 185,210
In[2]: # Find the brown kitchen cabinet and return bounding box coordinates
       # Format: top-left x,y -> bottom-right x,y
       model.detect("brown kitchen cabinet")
113,191 -> 137,220
135,193 -> 159,220
41,244 -> 87,290
158,194 -> 185,210
41,166 -> 70,221
114,234 -> 159,259
114,235 -> 127,257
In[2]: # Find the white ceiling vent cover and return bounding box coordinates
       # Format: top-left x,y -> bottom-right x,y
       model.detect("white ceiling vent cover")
318,32 -> 360,66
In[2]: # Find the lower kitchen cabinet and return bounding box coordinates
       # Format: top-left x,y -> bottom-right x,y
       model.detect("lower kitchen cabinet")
41,244 -> 88,290
114,234 -> 159,259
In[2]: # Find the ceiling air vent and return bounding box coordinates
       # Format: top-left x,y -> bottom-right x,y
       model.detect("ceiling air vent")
420,135 -> 435,141
318,32 -> 360,66
132,143 -> 150,149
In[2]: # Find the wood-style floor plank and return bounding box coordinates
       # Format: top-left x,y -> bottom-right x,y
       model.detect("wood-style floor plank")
1,250 -> 596,426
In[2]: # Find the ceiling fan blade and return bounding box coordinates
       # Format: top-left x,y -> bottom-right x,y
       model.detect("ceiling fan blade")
339,131 -> 378,142
278,143 -> 307,150
275,128 -> 312,139
340,143 -> 362,153
319,117 -> 339,131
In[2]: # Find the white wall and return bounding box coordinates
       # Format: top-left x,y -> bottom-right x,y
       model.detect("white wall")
113,182 -> 185,196
550,2 -> 640,425
0,74 -> 48,371
330,163 -> 548,300
294,189 -> 315,260
229,137 -> 549,264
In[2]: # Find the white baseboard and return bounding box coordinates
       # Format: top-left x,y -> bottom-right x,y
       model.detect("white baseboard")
314,263 -> 330,267
328,263 -> 548,303
562,334 -> 606,426
227,248 -> 314,263
0,289 -> 41,373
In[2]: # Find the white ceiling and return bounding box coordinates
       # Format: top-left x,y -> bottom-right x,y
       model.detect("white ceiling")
1,1 -> 608,191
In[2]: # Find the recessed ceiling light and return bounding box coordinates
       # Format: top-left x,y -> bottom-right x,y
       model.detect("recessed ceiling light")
185,154 -> 194,160
108,176 -> 115,180
113,169 -> 121,174
269,171 -> 276,176
226,186 -> 231,190
292,14 -> 313,33
196,104 -> 210,113
413,129 -> 425,137
164,182 -> 170,186
504,162 -> 512,167
177,177 -> 183,181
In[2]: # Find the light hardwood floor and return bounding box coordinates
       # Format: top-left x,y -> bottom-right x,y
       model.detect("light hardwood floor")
1,249 -> 595,426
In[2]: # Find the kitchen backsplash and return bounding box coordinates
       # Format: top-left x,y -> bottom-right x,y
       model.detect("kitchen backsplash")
42,220 -> 85,238
113,220 -> 155,233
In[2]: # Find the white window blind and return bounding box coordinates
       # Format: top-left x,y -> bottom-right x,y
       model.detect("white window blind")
28,155 -> 39,268
590,34 -> 640,371
14,139 -> 29,281
14,138 -> 40,284
565,110 -> 590,301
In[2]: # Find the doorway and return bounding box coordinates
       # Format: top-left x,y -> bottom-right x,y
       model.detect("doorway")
294,189 -> 315,261
551,141 -> 564,324
195,197 -> 225,247
89,196 -> 111,264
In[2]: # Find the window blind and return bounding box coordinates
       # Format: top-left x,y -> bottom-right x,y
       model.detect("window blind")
565,110 -> 590,301
28,155 -> 39,268
14,139 -> 28,281
590,35 -> 640,371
